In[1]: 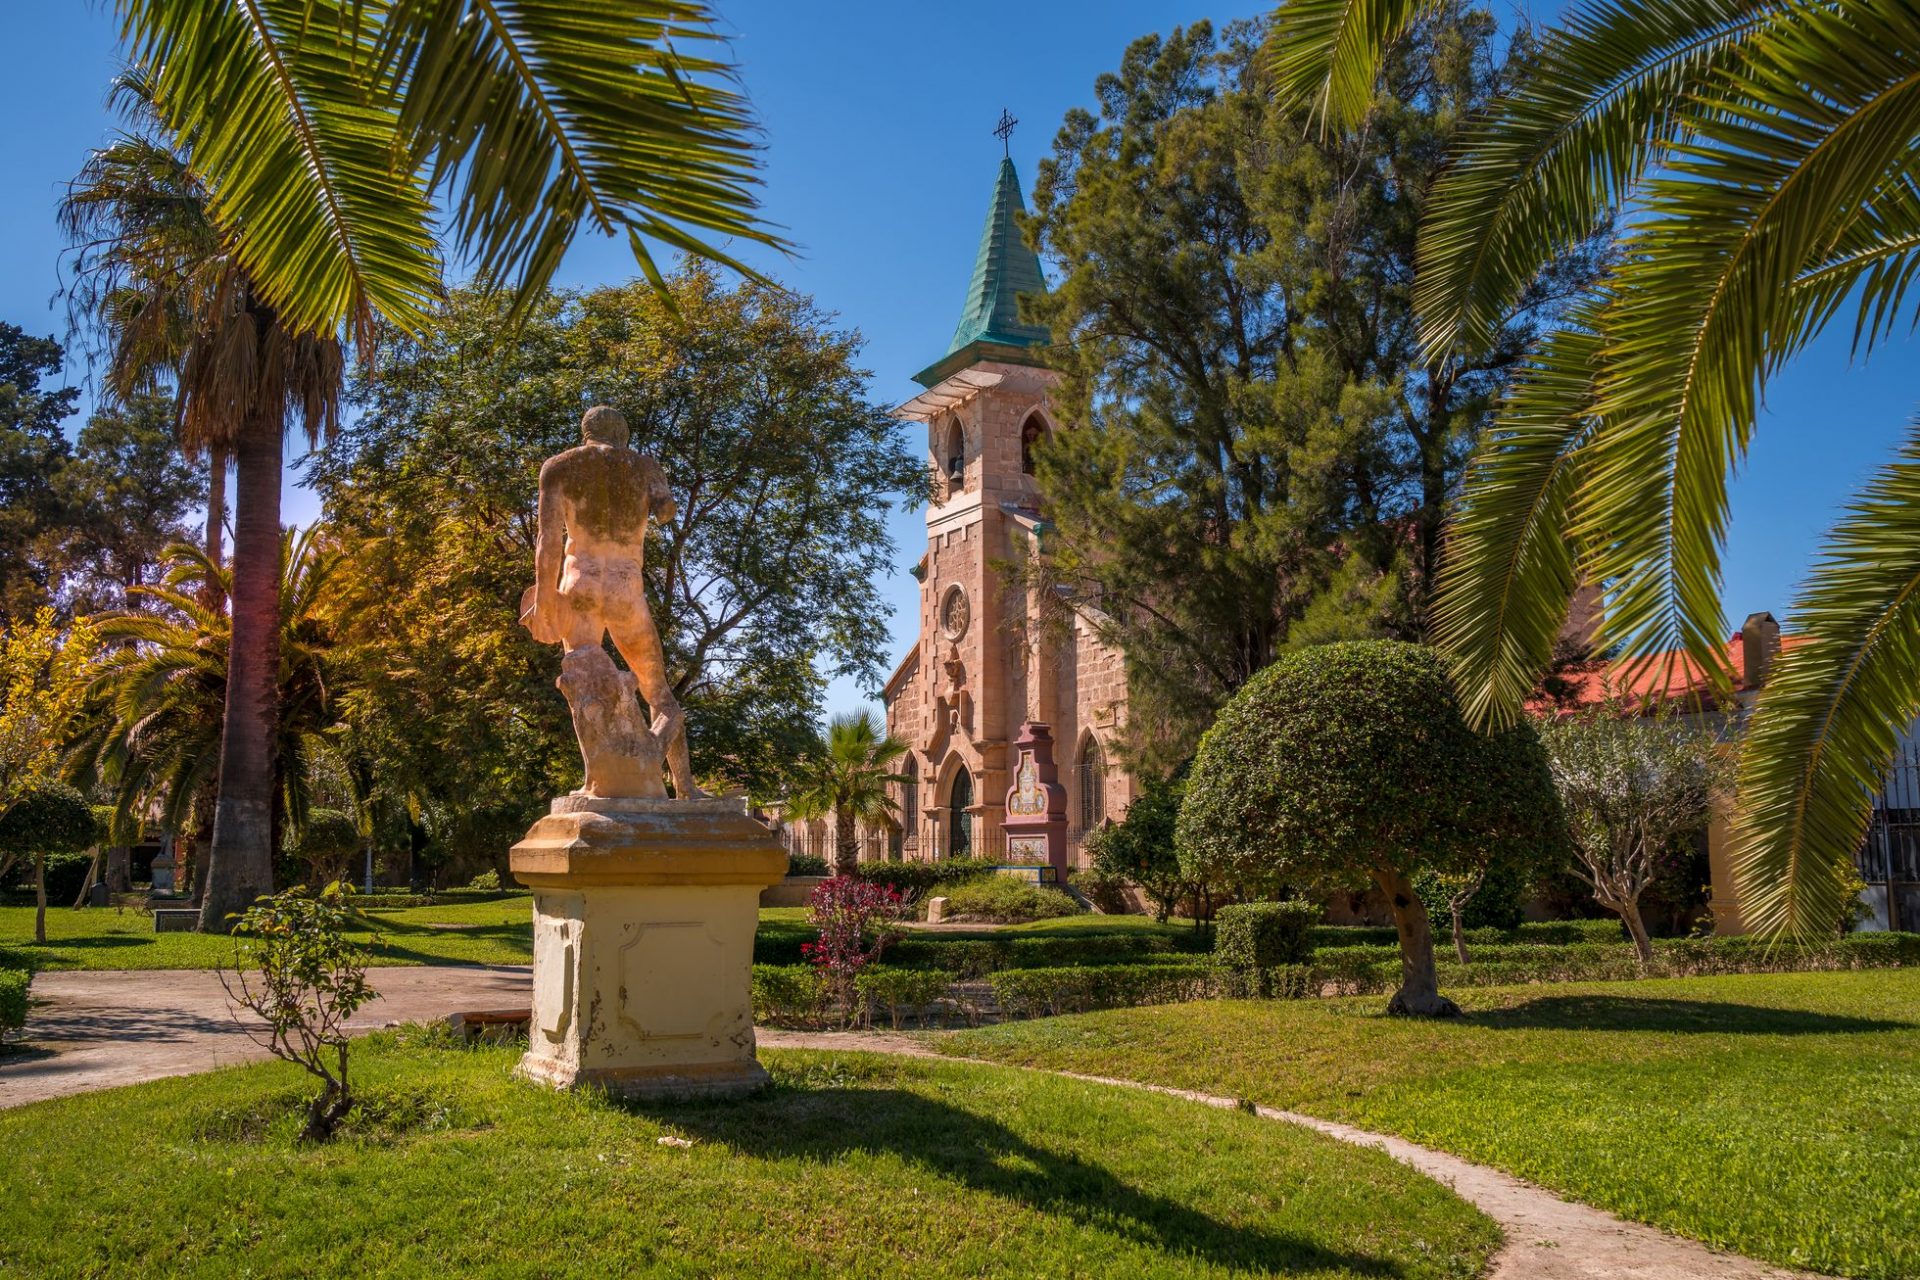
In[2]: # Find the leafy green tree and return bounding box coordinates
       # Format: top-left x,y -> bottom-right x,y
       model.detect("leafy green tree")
1084,770 -> 1194,924
1024,19 -> 1594,768
0,610 -> 98,821
1536,696 -> 1729,965
1177,641 -> 1563,1015
786,712 -> 911,878
0,325 -> 81,624
286,808 -> 361,890
306,270 -> 923,828
51,395 -> 207,615
1267,0 -> 1920,935
0,781 -> 98,944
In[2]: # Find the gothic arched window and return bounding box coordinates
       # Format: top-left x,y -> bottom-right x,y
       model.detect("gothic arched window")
948,767 -> 974,858
901,756 -> 919,848
1020,412 -> 1046,475
1076,737 -> 1106,831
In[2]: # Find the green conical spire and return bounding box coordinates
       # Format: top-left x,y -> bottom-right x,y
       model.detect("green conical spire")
912,156 -> 1049,387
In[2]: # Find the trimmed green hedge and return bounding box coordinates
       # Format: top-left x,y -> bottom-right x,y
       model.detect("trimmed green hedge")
0,968 -> 30,1034
988,963 -> 1221,1019
346,889 -> 526,910
854,968 -> 960,1029
751,965 -> 829,1027
753,929 -> 1210,974
1308,918 -> 1624,949
937,877 -> 1080,923
1299,933 -> 1920,997
1216,902 -> 1319,967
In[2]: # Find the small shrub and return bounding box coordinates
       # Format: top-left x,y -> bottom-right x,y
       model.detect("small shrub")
1214,901 -> 1321,997
940,876 -> 1081,923
850,856 -> 997,901
287,809 -> 360,889
466,869 -> 501,892
1070,864 -> 1133,914
785,853 -> 830,878
1214,901 -> 1320,967
0,968 -> 29,1034
804,876 -> 905,1013
1085,769 -> 1195,922
751,965 -> 830,1028
854,968 -> 957,1029
221,884 -> 376,1143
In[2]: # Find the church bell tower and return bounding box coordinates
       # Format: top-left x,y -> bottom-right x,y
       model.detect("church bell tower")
890,132 -> 1070,875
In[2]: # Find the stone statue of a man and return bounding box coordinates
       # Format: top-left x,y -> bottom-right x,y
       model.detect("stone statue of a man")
522,406 -> 698,799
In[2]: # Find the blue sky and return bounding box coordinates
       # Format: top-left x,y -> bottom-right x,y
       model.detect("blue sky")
4,3 -> 1915,726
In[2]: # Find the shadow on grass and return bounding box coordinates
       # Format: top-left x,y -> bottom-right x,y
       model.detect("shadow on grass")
644,1079 -> 1409,1276
1471,994 -> 1914,1035
21,936 -> 150,951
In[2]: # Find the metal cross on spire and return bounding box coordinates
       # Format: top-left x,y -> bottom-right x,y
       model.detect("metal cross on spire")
993,108 -> 1018,156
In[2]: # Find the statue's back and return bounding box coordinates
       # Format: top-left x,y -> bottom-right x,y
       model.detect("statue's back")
550,445 -> 665,544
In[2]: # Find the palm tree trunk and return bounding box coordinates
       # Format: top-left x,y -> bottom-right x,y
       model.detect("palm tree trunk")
199,417 -> 282,933
106,842 -> 131,894
834,805 -> 858,878
204,444 -> 228,611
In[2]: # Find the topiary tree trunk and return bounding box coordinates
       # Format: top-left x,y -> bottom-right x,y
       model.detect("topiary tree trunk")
1374,866 -> 1460,1018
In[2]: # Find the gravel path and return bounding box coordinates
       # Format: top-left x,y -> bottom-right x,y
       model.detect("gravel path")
3,971 -> 1816,1280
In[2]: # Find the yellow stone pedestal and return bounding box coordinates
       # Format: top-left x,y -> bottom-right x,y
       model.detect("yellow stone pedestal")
508,796 -> 786,1099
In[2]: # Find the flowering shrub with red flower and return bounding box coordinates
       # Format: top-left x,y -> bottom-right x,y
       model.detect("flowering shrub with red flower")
803,876 -> 904,1011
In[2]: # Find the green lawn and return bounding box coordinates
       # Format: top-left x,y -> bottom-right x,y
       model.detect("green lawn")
939,969 -> 1920,1279
0,1036 -> 1497,1279
0,896 -> 537,970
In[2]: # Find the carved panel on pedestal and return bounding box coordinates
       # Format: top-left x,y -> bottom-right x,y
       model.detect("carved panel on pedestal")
618,921 -> 728,1039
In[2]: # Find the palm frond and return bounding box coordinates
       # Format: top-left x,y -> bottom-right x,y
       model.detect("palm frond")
1573,2 -> 1920,690
1734,425 -> 1920,937
1415,0 -> 1778,355
378,0 -> 788,311
116,0 -> 442,345
1266,0 -> 1438,132
1432,323 -> 1601,728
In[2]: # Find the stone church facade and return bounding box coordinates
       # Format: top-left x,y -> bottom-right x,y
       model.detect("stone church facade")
879,156 -> 1135,868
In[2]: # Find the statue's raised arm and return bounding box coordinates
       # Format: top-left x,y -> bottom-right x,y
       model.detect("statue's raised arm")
521,405 -> 699,799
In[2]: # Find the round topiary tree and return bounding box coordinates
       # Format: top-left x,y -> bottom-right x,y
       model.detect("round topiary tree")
1177,641 -> 1565,1016
0,781 -> 99,944
287,809 -> 361,889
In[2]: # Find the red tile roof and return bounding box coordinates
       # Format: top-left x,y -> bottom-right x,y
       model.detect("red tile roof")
1527,631 -> 1810,717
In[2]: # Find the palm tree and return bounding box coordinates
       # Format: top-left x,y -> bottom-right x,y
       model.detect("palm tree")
786,712 -> 912,878
69,3 -> 783,929
64,116 -> 345,928
71,531 -> 357,885
1266,0 -> 1920,936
